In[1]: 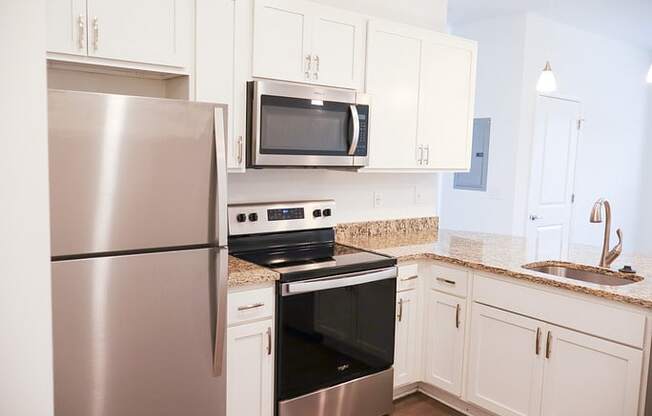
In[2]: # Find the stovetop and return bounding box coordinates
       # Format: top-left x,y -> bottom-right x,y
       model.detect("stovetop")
229,229 -> 396,283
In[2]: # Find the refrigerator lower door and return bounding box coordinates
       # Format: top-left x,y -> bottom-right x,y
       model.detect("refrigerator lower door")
52,247 -> 228,416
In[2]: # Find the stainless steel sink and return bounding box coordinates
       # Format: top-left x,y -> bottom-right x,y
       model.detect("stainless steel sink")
522,261 -> 642,286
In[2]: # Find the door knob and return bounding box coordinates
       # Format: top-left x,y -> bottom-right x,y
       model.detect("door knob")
529,214 -> 542,221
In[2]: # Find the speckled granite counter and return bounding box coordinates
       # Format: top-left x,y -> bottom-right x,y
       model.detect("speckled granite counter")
336,221 -> 652,309
228,256 -> 279,288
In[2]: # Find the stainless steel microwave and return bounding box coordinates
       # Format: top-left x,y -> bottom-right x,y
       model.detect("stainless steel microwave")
246,80 -> 370,168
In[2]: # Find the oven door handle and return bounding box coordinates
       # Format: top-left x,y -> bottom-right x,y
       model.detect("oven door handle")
281,267 -> 397,296
347,105 -> 360,156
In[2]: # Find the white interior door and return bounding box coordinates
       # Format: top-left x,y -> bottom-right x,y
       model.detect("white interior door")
526,95 -> 581,261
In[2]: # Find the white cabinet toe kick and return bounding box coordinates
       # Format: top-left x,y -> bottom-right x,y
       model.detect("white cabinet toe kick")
393,261 -> 652,416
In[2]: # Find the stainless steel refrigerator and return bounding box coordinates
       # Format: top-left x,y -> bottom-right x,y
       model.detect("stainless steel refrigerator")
48,90 -> 229,416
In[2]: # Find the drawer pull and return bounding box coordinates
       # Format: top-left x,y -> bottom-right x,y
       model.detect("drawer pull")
400,275 -> 418,282
436,277 -> 456,285
237,302 -> 264,311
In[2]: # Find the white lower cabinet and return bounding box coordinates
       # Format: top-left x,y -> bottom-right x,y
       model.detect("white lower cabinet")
227,319 -> 274,416
424,290 -> 465,396
467,303 -> 545,416
540,326 -> 643,416
467,303 -> 644,416
227,286 -> 275,416
394,288 -> 419,387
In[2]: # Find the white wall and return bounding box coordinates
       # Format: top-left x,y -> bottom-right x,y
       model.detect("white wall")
314,0 -> 448,31
0,1 -> 54,416
513,14 -> 650,252
637,86 -> 652,254
439,14 -> 527,234
443,12 -> 651,254
229,170 -> 439,223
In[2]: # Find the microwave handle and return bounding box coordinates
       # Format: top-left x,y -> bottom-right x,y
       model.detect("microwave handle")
347,105 -> 360,155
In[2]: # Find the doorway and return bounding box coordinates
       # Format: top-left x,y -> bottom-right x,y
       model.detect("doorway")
526,95 -> 582,261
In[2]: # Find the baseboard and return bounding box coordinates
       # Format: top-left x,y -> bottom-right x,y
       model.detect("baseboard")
394,382 -> 496,416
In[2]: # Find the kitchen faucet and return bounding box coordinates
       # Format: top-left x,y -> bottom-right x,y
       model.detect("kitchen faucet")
589,198 -> 623,268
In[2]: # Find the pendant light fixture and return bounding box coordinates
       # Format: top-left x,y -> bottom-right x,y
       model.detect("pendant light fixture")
536,61 -> 558,93
647,64 -> 652,84
536,0 -> 558,93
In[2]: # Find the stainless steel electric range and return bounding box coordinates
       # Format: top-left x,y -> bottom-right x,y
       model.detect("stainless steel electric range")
228,200 -> 397,416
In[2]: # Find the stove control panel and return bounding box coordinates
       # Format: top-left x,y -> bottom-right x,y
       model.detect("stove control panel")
228,200 -> 336,236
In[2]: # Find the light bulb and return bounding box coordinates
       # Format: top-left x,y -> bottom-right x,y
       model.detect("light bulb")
536,61 -> 558,93
647,64 -> 652,84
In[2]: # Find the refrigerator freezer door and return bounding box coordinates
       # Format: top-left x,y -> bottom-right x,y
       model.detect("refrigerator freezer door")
48,90 -> 228,257
52,247 -> 227,416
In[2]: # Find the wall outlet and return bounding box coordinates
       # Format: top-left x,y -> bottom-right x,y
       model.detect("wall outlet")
414,186 -> 424,205
373,192 -> 383,208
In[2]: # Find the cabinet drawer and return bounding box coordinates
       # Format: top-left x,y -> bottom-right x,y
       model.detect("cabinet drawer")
429,264 -> 469,298
228,286 -> 274,326
397,263 -> 419,292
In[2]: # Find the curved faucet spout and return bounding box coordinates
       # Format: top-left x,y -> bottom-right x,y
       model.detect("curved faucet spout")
590,198 -> 623,268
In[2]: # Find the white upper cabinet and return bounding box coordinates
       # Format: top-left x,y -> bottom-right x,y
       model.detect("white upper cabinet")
47,0 -> 87,56
365,20 -> 477,171
365,21 -> 422,169
417,35 -> 476,170
86,0 -> 191,67
47,0 -> 192,69
252,0 -> 365,89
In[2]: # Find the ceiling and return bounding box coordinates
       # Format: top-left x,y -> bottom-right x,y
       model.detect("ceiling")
447,0 -> 652,51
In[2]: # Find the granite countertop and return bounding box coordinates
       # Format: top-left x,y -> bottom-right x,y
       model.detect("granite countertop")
337,223 -> 652,309
228,256 -> 279,288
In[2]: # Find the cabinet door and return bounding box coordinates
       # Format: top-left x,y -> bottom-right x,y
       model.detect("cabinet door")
467,303 -> 544,416
417,34 -> 476,170
540,326 -> 643,416
227,320 -> 274,416
195,0 -> 246,171
424,291 -> 465,396
394,289 -> 419,388
86,0 -> 191,67
311,8 -> 365,89
365,21 -> 422,169
252,0 -> 311,83
47,0 -> 87,56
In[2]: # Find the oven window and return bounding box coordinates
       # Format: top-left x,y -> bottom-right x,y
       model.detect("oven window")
277,278 -> 396,401
260,95 -> 351,155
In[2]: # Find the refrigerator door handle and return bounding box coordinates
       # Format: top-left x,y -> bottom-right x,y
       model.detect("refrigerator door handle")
213,248 -> 229,376
214,106 -> 228,247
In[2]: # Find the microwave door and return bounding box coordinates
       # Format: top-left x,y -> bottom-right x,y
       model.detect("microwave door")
249,81 -> 363,168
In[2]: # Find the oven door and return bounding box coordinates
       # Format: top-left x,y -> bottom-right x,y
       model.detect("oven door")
248,81 -> 368,167
277,267 -> 396,402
